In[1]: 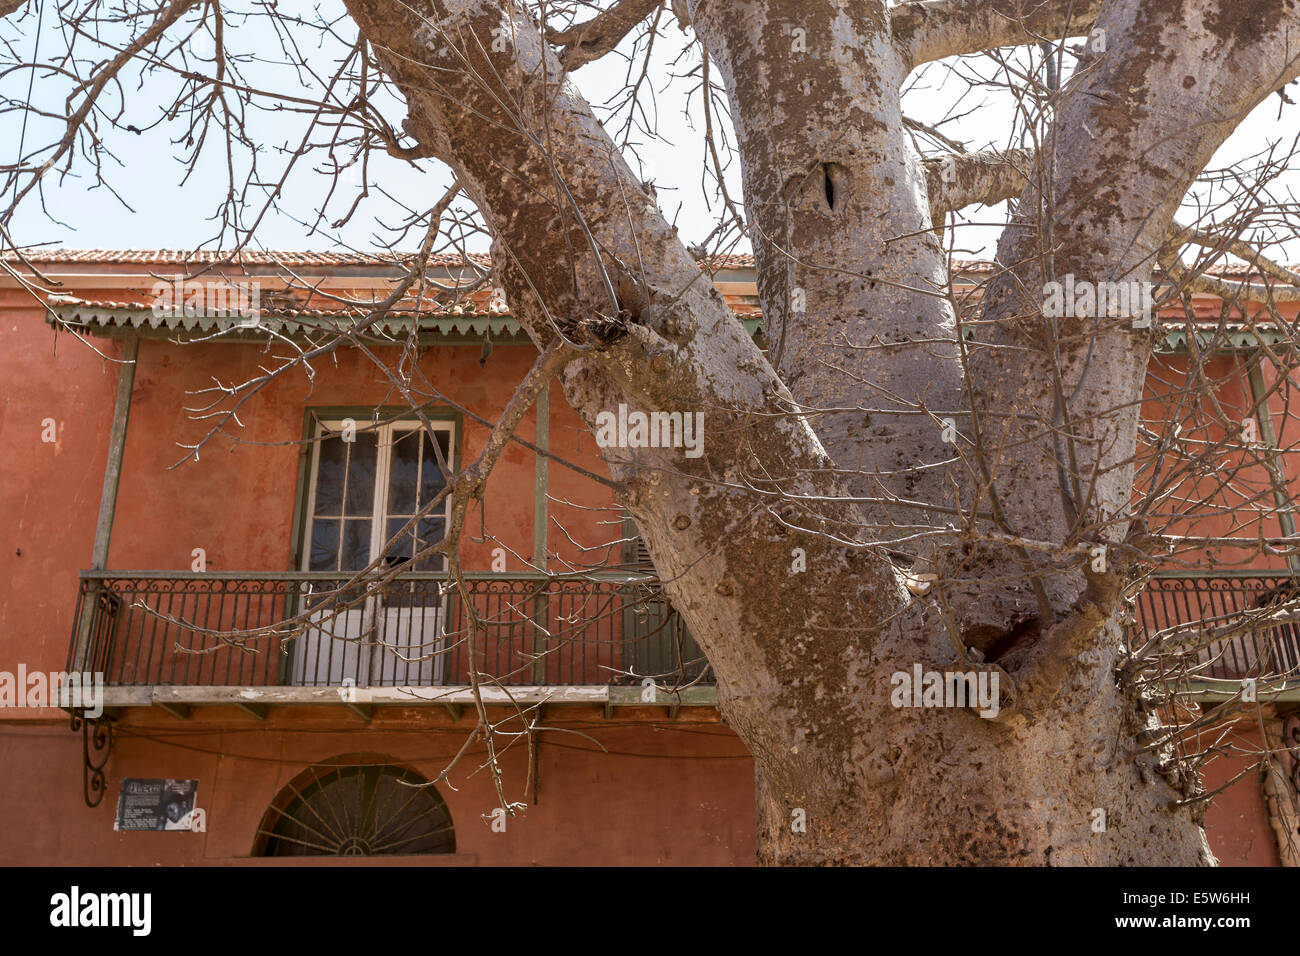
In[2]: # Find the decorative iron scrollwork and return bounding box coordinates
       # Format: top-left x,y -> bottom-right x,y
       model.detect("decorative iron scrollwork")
1283,715 -> 1300,796
70,712 -> 113,808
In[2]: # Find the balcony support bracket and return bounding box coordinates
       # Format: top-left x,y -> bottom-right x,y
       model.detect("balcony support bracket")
71,712 -> 113,809
157,701 -> 191,720
347,702 -> 374,722
235,702 -> 268,720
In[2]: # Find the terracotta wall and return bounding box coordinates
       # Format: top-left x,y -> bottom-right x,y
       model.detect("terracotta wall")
1199,725 -> 1282,866
105,336 -> 615,575
0,709 -> 756,865
2,288 -> 119,698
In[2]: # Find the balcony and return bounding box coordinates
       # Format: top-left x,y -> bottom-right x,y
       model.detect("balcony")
69,569 -> 1300,719
67,571 -> 714,718
1131,570 -> 1300,699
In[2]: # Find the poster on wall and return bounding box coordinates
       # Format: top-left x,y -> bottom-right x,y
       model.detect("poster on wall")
114,779 -> 199,831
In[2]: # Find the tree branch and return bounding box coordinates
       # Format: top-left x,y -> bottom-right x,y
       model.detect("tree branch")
4,0 -> 199,220
892,0 -> 1101,71
1166,220 -> 1300,288
1160,254 -> 1300,305
924,147 -> 1033,220
549,0 -> 663,71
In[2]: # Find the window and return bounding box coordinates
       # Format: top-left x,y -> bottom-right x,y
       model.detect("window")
294,418 -> 455,686
254,756 -> 455,857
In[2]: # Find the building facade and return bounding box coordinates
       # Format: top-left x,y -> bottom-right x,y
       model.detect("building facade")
0,250 -> 1296,865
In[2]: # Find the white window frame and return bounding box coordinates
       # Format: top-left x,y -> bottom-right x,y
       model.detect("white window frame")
300,417 -> 457,576
294,416 -> 457,687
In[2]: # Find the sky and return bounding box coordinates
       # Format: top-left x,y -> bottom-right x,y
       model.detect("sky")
2,0 -> 1298,263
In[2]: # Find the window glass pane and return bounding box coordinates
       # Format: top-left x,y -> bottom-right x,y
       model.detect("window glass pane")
419,431 -> 449,508
384,518 -> 415,568
313,434 -> 346,516
340,519 -> 372,571
416,517 -> 447,571
387,430 -> 420,518
309,519 -> 340,571
345,432 -> 379,516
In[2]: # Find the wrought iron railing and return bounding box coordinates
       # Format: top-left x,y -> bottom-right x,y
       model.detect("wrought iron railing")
1131,570 -> 1300,682
76,569 -> 1295,691
67,571 -> 711,688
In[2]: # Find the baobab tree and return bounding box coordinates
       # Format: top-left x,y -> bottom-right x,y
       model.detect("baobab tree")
5,0 -> 1300,865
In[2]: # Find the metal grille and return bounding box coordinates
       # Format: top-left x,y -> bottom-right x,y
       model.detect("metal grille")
1130,571 -> 1300,681
255,759 -> 454,857
68,571 -> 712,687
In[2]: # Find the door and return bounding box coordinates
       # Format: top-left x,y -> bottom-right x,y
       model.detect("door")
295,418 -> 453,687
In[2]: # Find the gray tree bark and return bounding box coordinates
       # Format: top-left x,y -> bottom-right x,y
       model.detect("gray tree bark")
343,0 -> 1300,864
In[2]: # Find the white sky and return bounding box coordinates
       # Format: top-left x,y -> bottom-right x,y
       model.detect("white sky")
2,0 -> 1297,262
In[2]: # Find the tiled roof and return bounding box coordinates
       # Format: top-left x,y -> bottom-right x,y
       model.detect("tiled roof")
4,247 -> 973,273
0,247 -> 985,273
11,247 -> 741,269
6,248 -> 493,268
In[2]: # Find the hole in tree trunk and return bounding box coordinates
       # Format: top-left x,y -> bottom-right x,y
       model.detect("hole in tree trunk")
965,616 -> 1042,665
822,162 -> 846,213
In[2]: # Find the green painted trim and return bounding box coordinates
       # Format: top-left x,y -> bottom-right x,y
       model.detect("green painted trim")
283,409 -> 317,684
620,513 -> 639,567
1174,679 -> 1300,704
1245,355 -> 1300,570
91,335 -> 139,569
74,334 -> 138,671
93,685 -> 719,709
530,387 -> 551,683
48,305 -> 765,344
1149,568 -> 1300,579
606,685 -> 718,708
79,569 -> 662,582
533,386 -> 549,568
956,323 -> 1293,354
1155,327 -> 1293,353
287,414 -> 315,579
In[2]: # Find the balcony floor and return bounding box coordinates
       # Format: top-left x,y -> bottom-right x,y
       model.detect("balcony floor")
87,683 -> 719,720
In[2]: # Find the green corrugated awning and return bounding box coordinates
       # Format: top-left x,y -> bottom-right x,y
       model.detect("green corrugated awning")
49,299 -> 1283,353
955,322 -> 1293,353
46,301 -> 765,343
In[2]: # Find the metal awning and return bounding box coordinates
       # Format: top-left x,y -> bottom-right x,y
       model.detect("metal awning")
46,299 -> 766,343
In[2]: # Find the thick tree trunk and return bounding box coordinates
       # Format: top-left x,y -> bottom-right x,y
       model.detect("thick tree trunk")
343,0 -> 1300,864
689,0 -> 964,545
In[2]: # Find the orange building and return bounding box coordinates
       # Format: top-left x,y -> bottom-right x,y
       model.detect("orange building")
0,250 -> 1295,865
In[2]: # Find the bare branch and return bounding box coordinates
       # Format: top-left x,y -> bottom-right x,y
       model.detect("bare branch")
3,0 -> 200,223
550,0 -> 663,71
924,147 -> 1033,220
892,0 -> 1101,71
1161,254 -> 1300,304
1167,219 -> 1300,288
